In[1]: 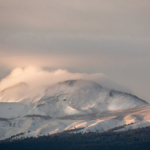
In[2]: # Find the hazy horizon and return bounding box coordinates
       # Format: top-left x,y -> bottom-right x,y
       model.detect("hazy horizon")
0,0 -> 150,102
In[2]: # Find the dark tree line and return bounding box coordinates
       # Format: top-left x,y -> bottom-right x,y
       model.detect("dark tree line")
1,126 -> 150,150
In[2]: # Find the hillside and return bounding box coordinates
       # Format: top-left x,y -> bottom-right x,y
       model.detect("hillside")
1,126 -> 150,150
0,80 -> 149,141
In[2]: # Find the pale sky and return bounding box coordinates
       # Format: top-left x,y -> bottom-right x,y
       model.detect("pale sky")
0,0 -> 150,102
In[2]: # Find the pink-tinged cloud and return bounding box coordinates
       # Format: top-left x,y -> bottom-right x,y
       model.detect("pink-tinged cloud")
0,67 -> 131,94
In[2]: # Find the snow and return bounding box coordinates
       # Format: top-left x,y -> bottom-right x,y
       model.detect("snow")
0,103 -> 30,118
0,79 -> 149,140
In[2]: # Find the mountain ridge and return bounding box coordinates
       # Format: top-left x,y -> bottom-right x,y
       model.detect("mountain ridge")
0,79 -> 149,141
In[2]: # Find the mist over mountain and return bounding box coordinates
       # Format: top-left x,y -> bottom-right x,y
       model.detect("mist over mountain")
0,83 -> 28,102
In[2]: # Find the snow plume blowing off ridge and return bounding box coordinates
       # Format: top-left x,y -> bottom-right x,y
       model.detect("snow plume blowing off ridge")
0,66 -> 131,93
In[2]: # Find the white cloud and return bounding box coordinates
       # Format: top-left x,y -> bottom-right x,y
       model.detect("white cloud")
0,67 -> 131,93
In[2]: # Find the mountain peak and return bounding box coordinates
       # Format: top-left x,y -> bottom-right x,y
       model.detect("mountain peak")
40,79 -> 148,116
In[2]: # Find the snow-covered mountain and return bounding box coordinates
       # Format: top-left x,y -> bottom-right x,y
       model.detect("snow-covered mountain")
0,80 -> 149,140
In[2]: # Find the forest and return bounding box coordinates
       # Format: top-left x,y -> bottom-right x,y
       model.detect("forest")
1,126 -> 150,150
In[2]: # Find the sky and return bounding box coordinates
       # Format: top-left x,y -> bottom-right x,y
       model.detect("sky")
0,0 -> 150,102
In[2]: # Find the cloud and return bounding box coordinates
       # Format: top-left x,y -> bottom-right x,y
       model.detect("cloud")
0,67 -> 131,93
0,0 -> 150,37
0,35 -> 149,70
0,0 -> 149,102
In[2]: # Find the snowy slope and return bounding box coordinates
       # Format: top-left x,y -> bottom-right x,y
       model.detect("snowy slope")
36,80 -> 147,117
0,83 -> 29,103
0,79 -> 149,140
